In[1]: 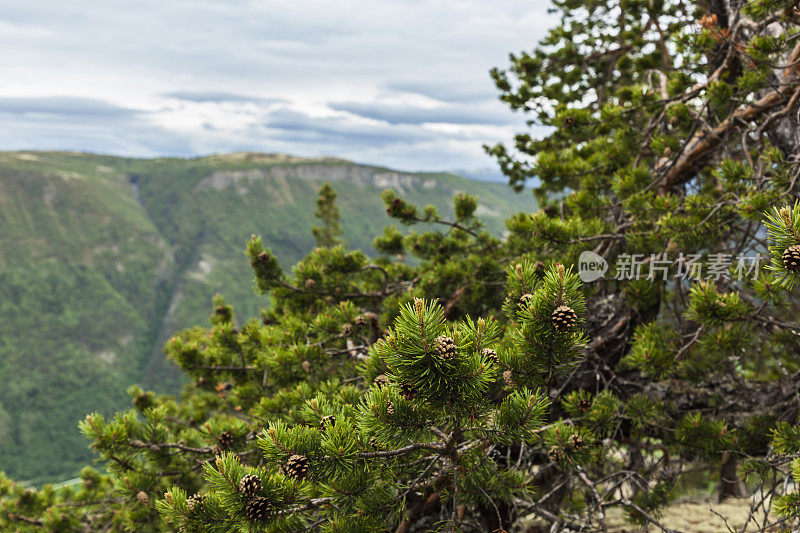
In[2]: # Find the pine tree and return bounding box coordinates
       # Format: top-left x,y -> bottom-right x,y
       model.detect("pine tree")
311,182 -> 343,248
5,0 -> 800,529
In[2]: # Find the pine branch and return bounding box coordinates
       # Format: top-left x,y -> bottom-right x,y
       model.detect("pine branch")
358,442 -> 444,459
128,439 -> 214,455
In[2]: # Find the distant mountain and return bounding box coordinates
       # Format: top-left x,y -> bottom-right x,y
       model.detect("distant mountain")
0,151 -> 536,483
449,167 -> 509,183
452,167 -> 538,188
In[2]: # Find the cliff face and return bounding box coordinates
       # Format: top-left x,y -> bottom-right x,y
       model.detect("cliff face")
0,151 -> 536,483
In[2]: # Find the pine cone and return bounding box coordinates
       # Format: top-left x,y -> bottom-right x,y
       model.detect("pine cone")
355,313 -> 369,328
481,348 -> 499,365
239,474 -> 261,497
783,245 -> 800,272
368,436 -> 380,449
301,360 -> 311,373
136,491 -> 149,506
551,305 -> 577,331
578,398 -> 592,412
388,197 -> 404,216
548,446 -> 564,463
283,454 -> 309,481
433,335 -> 457,360
373,374 -> 389,389
217,431 -> 234,449
519,293 -> 533,307
304,278 -> 317,290
320,415 -> 336,431
569,434 -> 584,450
186,493 -> 205,513
503,370 -> 516,388
398,382 -> 416,401
386,402 -> 395,416
341,323 -> 354,337
245,496 -> 273,522
256,252 -> 270,266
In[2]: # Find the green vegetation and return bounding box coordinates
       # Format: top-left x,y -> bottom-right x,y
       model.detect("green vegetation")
7,0 -> 800,526
0,151 -> 534,484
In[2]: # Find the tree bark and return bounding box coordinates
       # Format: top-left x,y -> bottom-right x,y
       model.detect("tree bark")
718,451 -> 746,502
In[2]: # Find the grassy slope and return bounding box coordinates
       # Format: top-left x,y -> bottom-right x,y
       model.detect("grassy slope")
0,151 -> 536,483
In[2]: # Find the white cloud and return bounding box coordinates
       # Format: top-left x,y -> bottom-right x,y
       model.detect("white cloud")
0,0 -> 554,170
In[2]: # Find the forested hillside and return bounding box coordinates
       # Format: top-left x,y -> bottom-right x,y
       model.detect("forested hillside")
0,151 -> 535,483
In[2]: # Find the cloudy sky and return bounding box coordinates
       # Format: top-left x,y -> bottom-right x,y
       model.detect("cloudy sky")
0,0 -> 553,171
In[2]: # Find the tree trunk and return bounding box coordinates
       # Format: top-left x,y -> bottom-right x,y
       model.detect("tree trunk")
718,451 -> 746,502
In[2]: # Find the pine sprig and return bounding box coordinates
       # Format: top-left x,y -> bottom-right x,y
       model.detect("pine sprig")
765,202 -> 800,288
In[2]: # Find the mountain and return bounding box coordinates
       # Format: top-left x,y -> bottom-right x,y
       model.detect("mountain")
0,151 -> 536,483
449,167 -> 509,184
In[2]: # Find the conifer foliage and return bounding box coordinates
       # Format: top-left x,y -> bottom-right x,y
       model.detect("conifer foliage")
5,0 -> 800,528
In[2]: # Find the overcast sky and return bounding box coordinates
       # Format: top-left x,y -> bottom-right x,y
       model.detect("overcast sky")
0,0 -> 554,171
